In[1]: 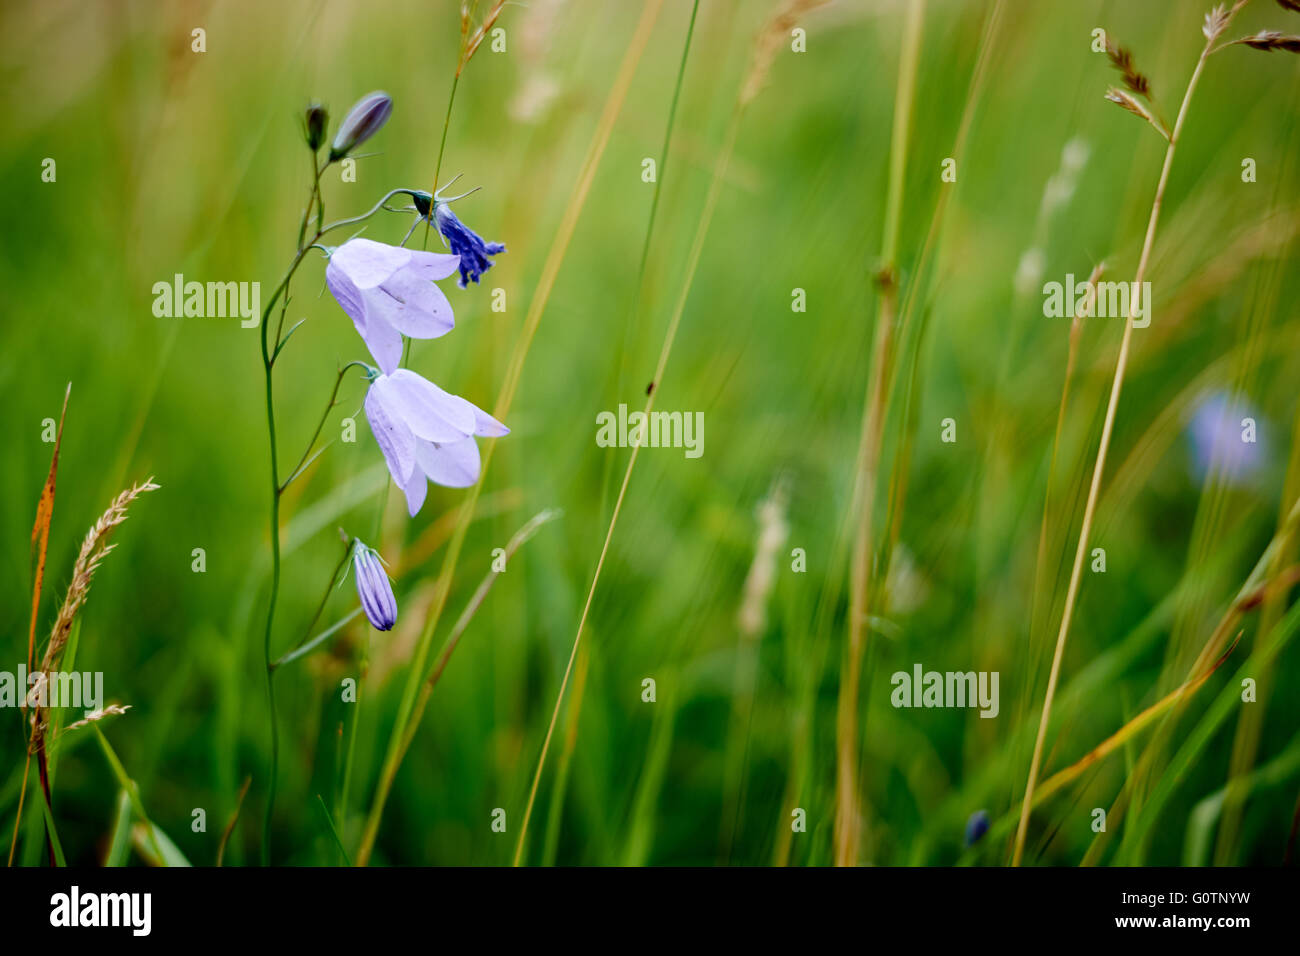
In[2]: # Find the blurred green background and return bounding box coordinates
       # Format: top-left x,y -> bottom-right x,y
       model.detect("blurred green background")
2,0 -> 1299,866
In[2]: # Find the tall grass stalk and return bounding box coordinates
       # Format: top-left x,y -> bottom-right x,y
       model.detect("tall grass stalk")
390,510 -> 560,761
1216,401 -> 1300,861
1011,6 -> 1246,865
879,0 -> 1003,628
416,0 -> 506,253
833,0 -> 924,868
1028,263 -> 1103,649
513,109 -> 742,867
542,0 -> 701,870
511,0 -> 726,866
353,0 -> 666,866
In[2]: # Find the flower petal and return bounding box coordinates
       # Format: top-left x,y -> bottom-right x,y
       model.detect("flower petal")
330,238 -> 409,288
355,548 -> 396,630
378,369 -> 476,442
371,267 -> 455,339
400,461 -> 428,517
325,262 -> 364,323
415,436 -> 481,488
357,307 -> 405,375
406,250 -> 461,282
462,398 -> 509,437
327,260 -> 404,371
364,383 -> 417,484
434,204 -> 505,288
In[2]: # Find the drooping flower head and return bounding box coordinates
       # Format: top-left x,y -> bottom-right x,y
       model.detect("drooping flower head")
329,91 -> 393,160
326,238 -> 460,374
406,183 -> 505,289
363,368 -> 508,516
433,202 -> 506,288
352,540 -> 397,631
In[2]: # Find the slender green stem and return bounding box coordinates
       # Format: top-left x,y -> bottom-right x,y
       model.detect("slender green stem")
420,74 -> 461,253
514,4 -> 705,865
317,795 -> 353,866
322,188 -> 417,237
1012,14 -> 1231,867
260,334 -> 283,867
314,159 -> 329,235
834,0 -> 925,868
355,0 -> 666,866
337,631 -> 368,854
276,609 -> 363,670
272,539 -> 356,669
613,0 -> 698,402
281,362 -> 369,491
257,181 -> 405,864
392,510 -> 560,760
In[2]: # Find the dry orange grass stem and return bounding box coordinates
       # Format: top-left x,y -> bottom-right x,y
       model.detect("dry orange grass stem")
457,1 -> 508,75
11,477 -> 159,867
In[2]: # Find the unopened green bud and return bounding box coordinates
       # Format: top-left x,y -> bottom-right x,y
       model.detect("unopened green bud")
303,101 -> 328,152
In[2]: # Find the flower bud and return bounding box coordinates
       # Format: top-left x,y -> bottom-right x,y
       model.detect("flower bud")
329,91 -> 393,160
303,101 -> 328,152
409,190 -> 433,219
352,540 -> 397,631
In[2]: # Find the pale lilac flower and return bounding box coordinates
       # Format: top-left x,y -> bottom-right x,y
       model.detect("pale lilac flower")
1186,390 -> 1266,487
352,540 -> 397,631
364,369 -> 508,515
329,91 -> 393,160
326,238 -> 460,375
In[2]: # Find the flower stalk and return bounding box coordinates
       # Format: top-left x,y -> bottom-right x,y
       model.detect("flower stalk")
1012,0 -> 1248,867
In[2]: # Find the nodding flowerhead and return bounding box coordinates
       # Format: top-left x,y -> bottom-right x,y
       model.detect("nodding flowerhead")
408,177 -> 505,289
435,203 -> 506,288
352,540 -> 397,631
363,368 -> 508,516
325,237 -> 460,375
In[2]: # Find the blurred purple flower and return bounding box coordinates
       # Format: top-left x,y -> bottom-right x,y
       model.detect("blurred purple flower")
352,540 -> 397,631
964,809 -> 989,848
364,368 -> 508,515
326,238 -> 460,375
1186,390 -> 1265,486
434,203 -> 505,288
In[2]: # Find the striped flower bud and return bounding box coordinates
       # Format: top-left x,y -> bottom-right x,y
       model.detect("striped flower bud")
329,91 -> 393,161
352,541 -> 397,631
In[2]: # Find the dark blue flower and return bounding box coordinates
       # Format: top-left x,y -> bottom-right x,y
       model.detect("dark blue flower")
352,541 -> 397,631
434,202 -> 505,288
964,809 -> 989,847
